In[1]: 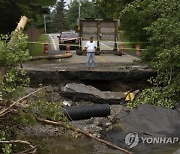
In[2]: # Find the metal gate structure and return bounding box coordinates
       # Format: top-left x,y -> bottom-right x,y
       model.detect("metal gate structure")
76,18 -> 120,55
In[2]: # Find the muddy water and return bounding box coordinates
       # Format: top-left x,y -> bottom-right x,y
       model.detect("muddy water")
35,136 -> 122,154
33,136 -> 179,154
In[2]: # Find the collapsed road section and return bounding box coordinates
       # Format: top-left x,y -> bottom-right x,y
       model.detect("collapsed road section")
24,63 -> 155,85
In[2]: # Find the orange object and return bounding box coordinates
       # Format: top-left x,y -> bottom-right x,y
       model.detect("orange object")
44,43 -> 48,54
66,43 -> 70,53
119,44 -> 125,53
135,44 -> 141,56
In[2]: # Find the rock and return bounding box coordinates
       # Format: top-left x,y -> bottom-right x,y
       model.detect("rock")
61,83 -> 125,104
98,119 -> 112,129
74,118 -> 102,136
175,104 -> 180,113
102,104 -> 180,152
23,124 -> 62,137
52,92 -> 62,102
46,85 -> 55,92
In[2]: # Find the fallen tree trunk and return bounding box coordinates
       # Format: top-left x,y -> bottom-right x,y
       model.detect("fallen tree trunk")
8,16 -> 28,46
29,53 -> 73,61
16,16 -> 28,31
36,117 -> 132,154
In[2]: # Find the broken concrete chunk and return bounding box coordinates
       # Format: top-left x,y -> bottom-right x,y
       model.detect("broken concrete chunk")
61,83 -> 125,104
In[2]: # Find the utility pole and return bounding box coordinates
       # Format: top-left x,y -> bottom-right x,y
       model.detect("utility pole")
78,0 -> 81,19
43,14 -> 47,33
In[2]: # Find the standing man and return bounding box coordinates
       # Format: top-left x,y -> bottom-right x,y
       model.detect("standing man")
85,36 -> 96,70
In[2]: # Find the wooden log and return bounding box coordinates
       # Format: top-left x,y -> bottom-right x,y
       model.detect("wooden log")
15,16 -> 28,31
8,16 -> 28,46
29,53 -> 73,61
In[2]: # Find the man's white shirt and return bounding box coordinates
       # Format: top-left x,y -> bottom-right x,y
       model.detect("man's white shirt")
85,41 -> 96,52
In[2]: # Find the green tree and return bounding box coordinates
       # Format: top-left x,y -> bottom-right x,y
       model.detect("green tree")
66,0 -> 105,30
66,0 -> 79,30
124,0 -> 180,108
98,0 -> 180,108
80,0 -> 97,18
95,0 -> 135,18
0,0 -> 56,34
66,0 -> 80,30
120,0 -> 162,42
51,0 -> 69,32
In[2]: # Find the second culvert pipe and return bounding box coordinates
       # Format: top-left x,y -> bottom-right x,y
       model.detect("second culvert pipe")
63,104 -> 110,121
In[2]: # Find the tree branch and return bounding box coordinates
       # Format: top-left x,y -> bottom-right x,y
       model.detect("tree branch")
168,66 -> 173,85
0,140 -> 36,153
29,53 -> 72,61
36,117 -> 132,154
0,87 -> 45,117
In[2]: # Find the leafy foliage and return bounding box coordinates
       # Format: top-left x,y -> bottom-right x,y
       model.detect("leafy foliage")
0,31 -> 30,153
119,0 -> 156,42
96,0 -> 135,18
51,0 -> 69,32
28,89 -> 68,122
0,31 -> 30,98
123,0 -> 180,108
127,86 -> 177,109
2,144 -> 12,154
0,32 -> 29,152
0,31 -> 70,153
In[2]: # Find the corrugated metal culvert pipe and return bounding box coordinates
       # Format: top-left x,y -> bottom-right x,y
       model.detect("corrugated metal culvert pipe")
63,104 -> 110,121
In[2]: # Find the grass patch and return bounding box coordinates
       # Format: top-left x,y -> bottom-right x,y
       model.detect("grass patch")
28,34 -> 49,57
